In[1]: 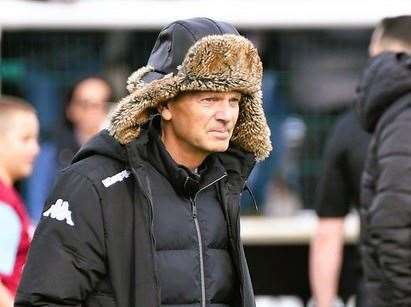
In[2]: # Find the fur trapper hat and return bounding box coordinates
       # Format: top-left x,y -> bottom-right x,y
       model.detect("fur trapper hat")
109,23 -> 272,161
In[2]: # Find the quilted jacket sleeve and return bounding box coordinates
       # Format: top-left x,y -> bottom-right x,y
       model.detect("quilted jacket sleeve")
15,169 -> 106,306
370,111 -> 411,306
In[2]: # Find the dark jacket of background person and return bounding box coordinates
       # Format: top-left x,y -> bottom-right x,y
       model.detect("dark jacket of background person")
356,52 -> 411,307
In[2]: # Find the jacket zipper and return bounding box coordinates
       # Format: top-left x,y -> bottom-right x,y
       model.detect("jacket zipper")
191,173 -> 227,307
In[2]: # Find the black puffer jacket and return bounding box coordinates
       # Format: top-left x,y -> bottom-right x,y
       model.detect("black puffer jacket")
15,121 -> 256,307
356,52 -> 411,307
144,119 -> 238,306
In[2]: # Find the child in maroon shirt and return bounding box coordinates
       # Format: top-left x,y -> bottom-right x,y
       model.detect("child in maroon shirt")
0,96 -> 39,306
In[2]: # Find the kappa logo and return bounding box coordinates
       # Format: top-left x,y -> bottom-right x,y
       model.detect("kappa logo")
102,169 -> 131,188
43,199 -> 75,226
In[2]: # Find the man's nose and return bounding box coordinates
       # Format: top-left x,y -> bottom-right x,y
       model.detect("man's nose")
215,101 -> 234,121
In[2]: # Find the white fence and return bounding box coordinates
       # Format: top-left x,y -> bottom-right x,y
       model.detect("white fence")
0,0 -> 410,30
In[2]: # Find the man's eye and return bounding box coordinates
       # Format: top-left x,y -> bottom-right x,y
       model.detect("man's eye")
202,98 -> 215,103
229,100 -> 240,107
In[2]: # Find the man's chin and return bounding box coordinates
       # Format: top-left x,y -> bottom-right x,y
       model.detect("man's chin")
206,142 -> 230,153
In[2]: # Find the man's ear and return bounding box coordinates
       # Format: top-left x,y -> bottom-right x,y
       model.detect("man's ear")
158,102 -> 172,121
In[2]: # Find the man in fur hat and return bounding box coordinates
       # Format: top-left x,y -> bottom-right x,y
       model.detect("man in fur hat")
15,17 -> 271,307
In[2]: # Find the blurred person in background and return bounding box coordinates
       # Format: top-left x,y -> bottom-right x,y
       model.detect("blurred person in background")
60,76 -> 113,166
0,97 -> 39,307
310,110 -> 370,307
355,15 -> 411,307
310,15 -> 411,307
25,76 -> 113,222
15,18 -> 271,307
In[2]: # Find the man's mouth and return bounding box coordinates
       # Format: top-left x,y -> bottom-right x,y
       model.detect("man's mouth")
210,129 -> 228,133
209,129 -> 230,139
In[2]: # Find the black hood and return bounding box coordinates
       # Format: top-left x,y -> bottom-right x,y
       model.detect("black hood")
355,52 -> 411,133
72,129 -> 128,164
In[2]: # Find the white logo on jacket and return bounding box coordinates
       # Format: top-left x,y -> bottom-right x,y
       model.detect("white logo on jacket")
43,199 -> 74,226
102,169 -> 131,187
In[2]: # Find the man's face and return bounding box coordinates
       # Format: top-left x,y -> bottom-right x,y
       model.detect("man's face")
161,91 -> 241,158
0,111 -> 39,182
66,78 -> 111,135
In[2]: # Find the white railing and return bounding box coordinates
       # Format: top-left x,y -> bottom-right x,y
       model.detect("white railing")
0,0 -> 410,30
240,211 -> 359,245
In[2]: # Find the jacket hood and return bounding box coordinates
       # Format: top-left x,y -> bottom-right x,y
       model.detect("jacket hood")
142,17 -> 239,83
355,52 -> 411,133
109,32 -> 272,161
72,129 -> 128,164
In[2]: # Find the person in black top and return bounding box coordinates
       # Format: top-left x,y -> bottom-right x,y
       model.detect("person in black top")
310,15 -> 411,307
315,111 -> 370,217
356,16 -> 411,307
310,110 -> 370,307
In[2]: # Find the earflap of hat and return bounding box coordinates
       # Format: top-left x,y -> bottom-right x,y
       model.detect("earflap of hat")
108,95 -> 149,145
109,66 -> 181,144
231,92 -> 272,161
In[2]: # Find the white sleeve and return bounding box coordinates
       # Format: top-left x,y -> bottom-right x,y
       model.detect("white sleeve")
0,202 -> 21,276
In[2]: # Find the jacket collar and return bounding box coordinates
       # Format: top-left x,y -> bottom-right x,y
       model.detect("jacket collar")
125,116 -> 254,197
